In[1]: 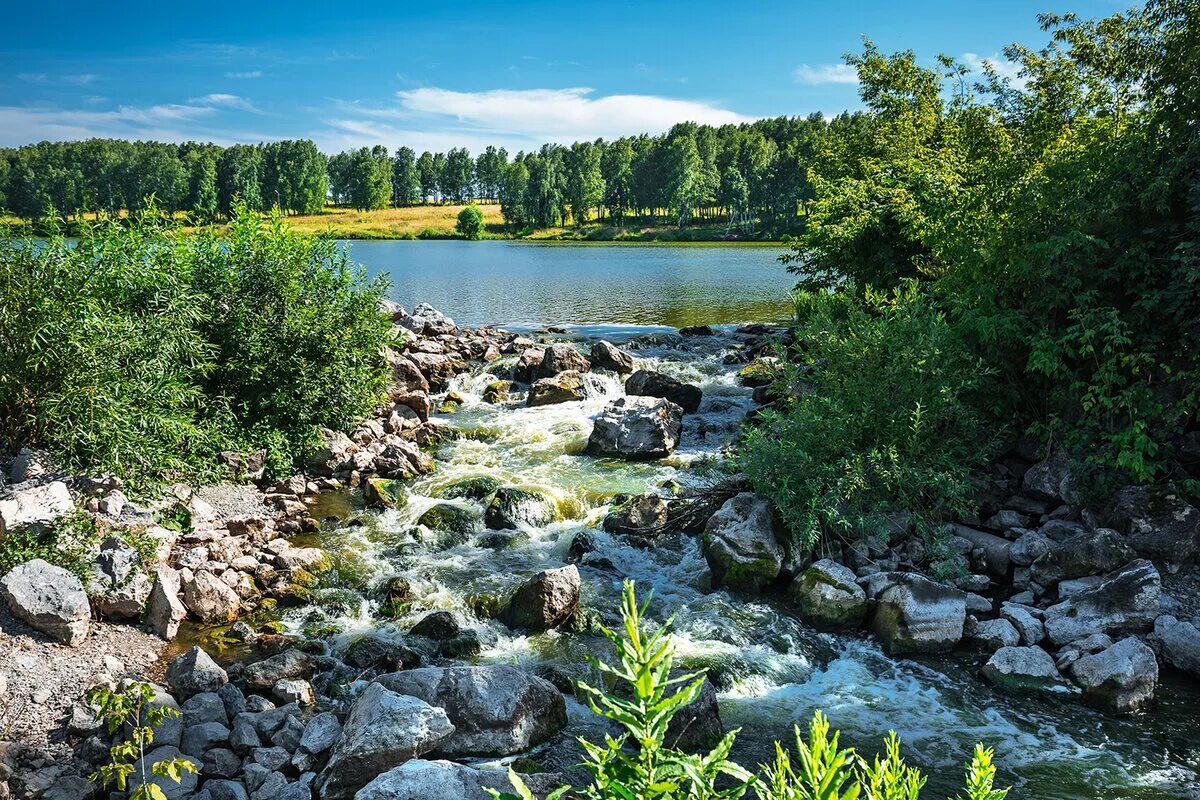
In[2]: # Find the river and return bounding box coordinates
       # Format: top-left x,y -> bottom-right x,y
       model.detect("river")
275,242 -> 1200,799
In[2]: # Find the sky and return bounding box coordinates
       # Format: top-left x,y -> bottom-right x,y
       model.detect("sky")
0,0 -> 1125,154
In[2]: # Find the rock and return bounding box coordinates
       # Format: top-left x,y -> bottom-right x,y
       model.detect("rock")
535,344 -> 590,379
603,493 -> 669,535
406,303 -> 458,337
199,779 -> 248,800
513,348 -> 546,383
1070,636 -> 1158,713
147,565 -> 187,640
1154,615 -> 1200,678
166,647 -> 228,699
344,635 -> 422,672
527,370 -> 587,406
300,712 -> 342,755
737,357 -> 778,388
947,524 -> 1012,577
982,646 -> 1071,693
244,650 -> 316,690
1000,604 -> 1046,646
354,760 -> 510,800
441,476 -> 502,502
0,559 -> 90,645
1009,530 -> 1053,567
1022,452 -> 1078,503
1029,528 -> 1135,587
7,447 -> 52,483
1043,560 -> 1160,646
181,692 -> 229,727
375,665 -> 566,757
89,538 -> 152,620
666,676 -> 723,751
416,503 -> 479,540
316,682 -> 454,800
181,570 -> 241,624
484,487 -> 558,530
180,721 -> 231,756
966,617 -> 1021,651
679,324 -> 715,336
789,560 -> 868,629
0,481 -> 73,536
274,679 -> 316,706
1104,485 -> 1200,572
128,746 -> 200,800
481,380 -> 512,404
701,493 -> 784,592
498,565 -> 580,631
410,610 -> 462,640
871,573 -> 966,654
590,341 -> 635,374
585,396 -> 683,460
624,370 -> 703,414
364,478 -> 408,510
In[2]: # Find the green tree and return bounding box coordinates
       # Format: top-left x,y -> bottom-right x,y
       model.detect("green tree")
498,159 -> 530,230
456,203 -> 486,239
567,140 -> 605,224
416,151 -> 438,202
217,144 -> 263,215
664,134 -> 702,227
392,146 -> 420,206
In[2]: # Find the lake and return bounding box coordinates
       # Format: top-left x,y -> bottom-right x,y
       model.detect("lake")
342,240 -> 795,330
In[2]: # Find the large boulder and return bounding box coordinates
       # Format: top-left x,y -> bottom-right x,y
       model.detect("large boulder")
498,565 -> 580,631
1043,560 -> 1160,646
405,303 -> 458,337
590,341 -> 635,374
181,570 -> 241,624
513,348 -> 546,384
586,397 -> 683,460
982,646 -> 1072,694
89,537 -> 152,619
871,573 -> 966,655
317,682 -> 455,800
165,646 -> 228,700
376,665 -> 567,757
535,344 -> 591,379
789,560 -> 868,629
1070,636 -> 1158,713
603,493 -> 669,535
1103,485 -> 1200,572
355,760 -> 511,800
1029,528 -> 1135,587
485,487 -> 558,530
947,524 -> 1012,577
527,370 -> 587,406
1022,452 -> 1078,504
147,565 -> 187,640
0,481 -> 73,536
0,559 -> 90,645
625,370 -> 703,414
701,493 -> 784,592
1154,615 -> 1200,679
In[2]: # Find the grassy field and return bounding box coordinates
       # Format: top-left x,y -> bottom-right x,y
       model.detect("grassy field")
1,204 -> 792,243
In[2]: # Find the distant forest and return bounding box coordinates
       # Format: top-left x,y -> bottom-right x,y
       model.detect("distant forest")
0,114 -> 868,233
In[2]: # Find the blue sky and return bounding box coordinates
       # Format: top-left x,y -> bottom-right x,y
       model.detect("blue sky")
1,0 -> 1123,153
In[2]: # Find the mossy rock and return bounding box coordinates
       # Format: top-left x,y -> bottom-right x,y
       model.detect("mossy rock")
437,401 -> 461,414
444,391 -> 466,405
416,503 -> 481,535
364,478 -> 409,510
484,487 -> 559,530
466,592 -> 503,619
737,357 -> 779,388
313,587 -> 363,617
440,476 -> 502,502
482,380 -> 513,404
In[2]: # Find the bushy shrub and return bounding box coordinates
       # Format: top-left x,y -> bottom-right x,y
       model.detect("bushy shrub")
0,205 -> 391,489
490,581 -> 1008,800
739,282 -> 999,550
456,203 -> 486,240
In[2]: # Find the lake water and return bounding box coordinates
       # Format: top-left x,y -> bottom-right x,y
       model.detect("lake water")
342,240 -> 794,329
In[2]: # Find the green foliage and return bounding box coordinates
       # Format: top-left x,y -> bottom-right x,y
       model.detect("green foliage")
491,582 -> 1008,800
0,204 -> 390,489
88,682 -> 197,800
740,283 -> 999,549
456,204 -> 487,240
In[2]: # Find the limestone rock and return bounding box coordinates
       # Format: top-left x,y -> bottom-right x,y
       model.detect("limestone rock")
982,646 -> 1071,694
701,493 -> 784,592
1070,636 -> 1158,713
789,559 -> 868,629
586,396 -> 683,460
0,481 -> 73,536
0,559 -> 90,645
498,565 -> 580,631
1043,560 -> 1160,646
871,573 -> 966,655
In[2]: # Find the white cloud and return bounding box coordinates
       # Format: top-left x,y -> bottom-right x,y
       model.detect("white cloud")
960,53 -> 1025,85
793,63 -> 858,86
0,103 -> 256,147
225,70 -> 263,79
191,93 -> 260,112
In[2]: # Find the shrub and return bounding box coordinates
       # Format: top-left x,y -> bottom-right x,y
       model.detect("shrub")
88,682 -> 196,800
490,581 -> 1008,800
739,281 -> 999,550
456,204 -> 486,240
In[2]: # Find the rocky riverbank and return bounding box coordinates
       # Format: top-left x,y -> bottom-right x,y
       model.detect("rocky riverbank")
1,304 -> 1198,799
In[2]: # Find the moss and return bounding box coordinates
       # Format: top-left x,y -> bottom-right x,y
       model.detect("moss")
416,503 -> 480,535
440,475 -> 502,502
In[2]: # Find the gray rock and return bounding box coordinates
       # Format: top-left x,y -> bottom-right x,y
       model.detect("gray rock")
590,341 -> 635,374
1058,575 -> 1104,599
1022,453 -> 1077,504
247,745 -> 292,771
966,617 -> 1020,651
272,714 -> 307,752
1001,604 -> 1046,646
701,493 -> 784,592
586,396 -> 683,460
243,649 -> 315,690
218,682 -> 247,719
603,493 -> 669,535
1070,636 -> 1158,713
316,683 -> 455,800
983,646 -> 1072,694
181,569 -> 241,623
200,779 -> 248,800
375,665 -> 566,757
165,646 -> 228,700
147,564 -> 187,640
535,343 -> 590,379
789,559 -> 868,629
230,715 -> 262,754
948,524 -> 1011,577
89,537 -> 152,619
1009,530 -> 1053,567
273,679 -> 316,707
250,772 -> 289,800
498,565 -> 580,631
1029,528 -> 1135,587
202,747 -> 243,779
625,370 -> 703,414
1154,615 -> 1200,679
484,487 -> 558,530
0,480 -> 72,536
180,721 -> 230,756
0,559 -> 90,645
1043,560 -> 1160,646
300,711 -> 342,755
128,746 -> 200,800
354,759 -> 511,800
871,573 -> 966,654
666,676 -> 723,751
527,370 -> 587,406
181,692 -> 229,727
1104,485 -> 1200,572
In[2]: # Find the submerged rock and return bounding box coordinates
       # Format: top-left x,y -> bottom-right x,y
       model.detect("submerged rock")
1070,636 -> 1158,713
376,665 -> 567,757
441,476 -> 502,502
625,369 -> 703,414
586,396 -> 683,460
789,559 -> 868,629
416,503 -> 480,538
0,558 -> 91,646
484,487 -> 558,530
498,565 -> 580,631
701,493 -> 785,592
871,573 -> 966,655
982,646 -> 1071,694
603,493 -> 669,536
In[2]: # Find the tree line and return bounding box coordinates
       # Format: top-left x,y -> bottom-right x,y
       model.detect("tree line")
0,114 -> 871,233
